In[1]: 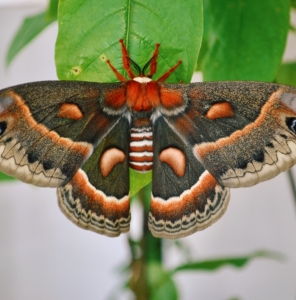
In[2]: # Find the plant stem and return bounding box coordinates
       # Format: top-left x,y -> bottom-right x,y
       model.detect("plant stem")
129,184 -> 162,299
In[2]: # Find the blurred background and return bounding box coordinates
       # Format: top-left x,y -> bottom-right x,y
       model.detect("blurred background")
0,1 -> 296,299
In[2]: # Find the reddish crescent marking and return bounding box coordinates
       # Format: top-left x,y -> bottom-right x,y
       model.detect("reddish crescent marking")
57,103 -> 83,120
206,102 -> 234,120
100,148 -> 126,177
159,147 -> 186,177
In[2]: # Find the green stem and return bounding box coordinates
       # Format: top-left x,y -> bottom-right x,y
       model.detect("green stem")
129,184 -> 162,299
142,184 -> 162,264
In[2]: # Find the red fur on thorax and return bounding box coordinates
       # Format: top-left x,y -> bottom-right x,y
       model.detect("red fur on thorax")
105,40 -> 182,112
105,81 -> 184,112
105,87 -> 126,108
126,81 -> 161,111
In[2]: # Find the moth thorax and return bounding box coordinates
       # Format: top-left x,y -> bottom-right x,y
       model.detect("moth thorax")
133,77 -> 152,83
129,126 -> 153,172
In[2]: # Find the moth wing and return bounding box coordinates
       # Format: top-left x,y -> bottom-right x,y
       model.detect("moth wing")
57,117 -> 130,237
0,81 -> 123,187
162,81 -> 296,188
150,116 -> 230,239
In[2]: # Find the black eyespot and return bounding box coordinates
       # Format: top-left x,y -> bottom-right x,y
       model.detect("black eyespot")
61,162 -> 74,175
253,150 -> 265,163
27,152 -> 39,164
3,137 -> 12,144
286,117 -> 296,133
237,158 -> 248,170
0,121 -> 7,135
43,160 -> 54,171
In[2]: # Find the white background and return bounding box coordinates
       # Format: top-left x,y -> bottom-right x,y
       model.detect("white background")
0,3 -> 296,300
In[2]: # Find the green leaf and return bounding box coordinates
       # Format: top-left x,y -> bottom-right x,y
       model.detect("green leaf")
276,62 -> 296,86
129,170 -> 152,197
55,0 -> 203,195
148,263 -> 178,300
6,0 -> 58,67
55,0 -> 203,83
202,0 -> 289,81
172,250 -> 283,273
46,0 -> 59,19
0,172 -> 15,181
291,0 -> 296,8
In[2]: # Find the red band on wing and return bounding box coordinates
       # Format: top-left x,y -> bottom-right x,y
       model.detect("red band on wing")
151,171 -> 217,218
149,171 -> 230,239
195,90 -> 282,159
8,92 -> 92,157
58,169 -> 130,237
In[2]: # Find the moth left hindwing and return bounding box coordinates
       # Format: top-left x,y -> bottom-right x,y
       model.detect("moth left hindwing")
57,117 -> 131,237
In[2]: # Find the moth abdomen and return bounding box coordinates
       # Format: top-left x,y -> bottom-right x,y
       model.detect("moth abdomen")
129,126 -> 153,172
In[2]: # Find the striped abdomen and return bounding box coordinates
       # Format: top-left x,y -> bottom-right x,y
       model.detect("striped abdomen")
129,127 -> 153,172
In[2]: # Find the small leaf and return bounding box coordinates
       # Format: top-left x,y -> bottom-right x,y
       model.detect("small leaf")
56,0 -> 203,195
148,263 -> 178,300
46,0 -> 59,19
6,9 -> 57,67
172,250 -> 283,273
202,0 -> 289,81
276,62 -> 296,86
0,172 -> 15,181
129,170 -> 152,198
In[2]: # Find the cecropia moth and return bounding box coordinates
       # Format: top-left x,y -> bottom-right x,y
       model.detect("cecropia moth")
0,40 -> 296,239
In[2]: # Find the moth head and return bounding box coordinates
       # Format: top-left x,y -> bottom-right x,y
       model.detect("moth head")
106,39 -> 182,83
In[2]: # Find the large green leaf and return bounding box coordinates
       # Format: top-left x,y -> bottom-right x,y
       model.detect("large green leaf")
171,250 -> 282,273
202,0 -> 289,81
55,0 -> 202,83
55,0 -> 203,194
5,0 -> 58,67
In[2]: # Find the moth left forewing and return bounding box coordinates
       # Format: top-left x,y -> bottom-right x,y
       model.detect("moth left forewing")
150,116 -> 230,239
0,81 -> 122,187
167,81 -> 296,189
57,117 -> 131,237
